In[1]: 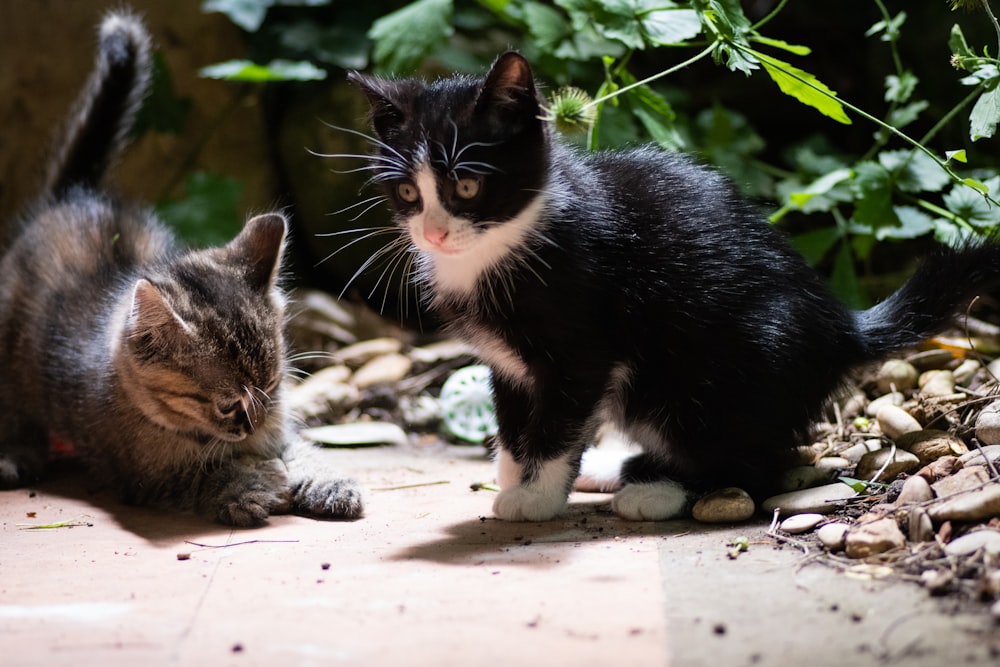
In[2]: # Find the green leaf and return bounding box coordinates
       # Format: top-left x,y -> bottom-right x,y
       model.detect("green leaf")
755,52 -> 852,125
697,0 -> 758,74
790,225 -> 841,266
943,176 -> 1000,227
886,100 -> 928,130
830,241 -> 867,309
368,0 -> 454,73
877,149 -> 950,193
199,59 -> 327,82
970,85 -> 1000,141
851,161 -> 898,228
949,23 -> 975,60
946,149 -> 968,163
523,1 -> 571,51
749,35 -> 810,56
279,21 -> 370,70
787,167 -> 852,208
640,8 -> 702,45
202,0 -> 332,32
156,172 -> 245,246
884,71 -> 918,103
865,11 -> 906,42
877,205 -> 935,240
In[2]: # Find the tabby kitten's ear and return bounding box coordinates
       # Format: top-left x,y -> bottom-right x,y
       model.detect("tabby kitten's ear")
347,72 -> 415,139
476,52 -> 541,132
128,279 -> 193,353
225,213 -> 288,291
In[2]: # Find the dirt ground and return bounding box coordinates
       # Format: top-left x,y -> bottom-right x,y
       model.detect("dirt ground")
1,439 -> 997,667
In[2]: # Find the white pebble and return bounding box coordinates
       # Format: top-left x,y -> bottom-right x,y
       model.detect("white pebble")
779,513 -> 824,534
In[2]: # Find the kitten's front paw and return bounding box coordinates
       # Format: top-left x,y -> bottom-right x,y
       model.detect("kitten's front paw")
217,488 -> 286,527
205,458 -> 290,527
611,481 -> 689,521
292,476 -> 365,520
493,485 -> 567,522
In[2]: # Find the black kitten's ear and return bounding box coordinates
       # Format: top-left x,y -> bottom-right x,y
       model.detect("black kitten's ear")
348,71 -> 412,138
477,52 -> 539,115
227,213 -> 288,291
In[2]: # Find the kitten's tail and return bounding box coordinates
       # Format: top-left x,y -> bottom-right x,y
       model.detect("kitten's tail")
45,10 -> 152,197
853,238 -> 1000,356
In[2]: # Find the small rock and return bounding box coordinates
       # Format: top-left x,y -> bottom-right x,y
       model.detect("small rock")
350,353 -> 413,388
929,481 -> 1000,522
691,487 -> 755,523
816,522 -> 849,551
876,359 -> 918,394
302,422 -> 409,448
876,405 -> 922,440
409,339 -> 476,364
286,367 -> 361,420
907,507 -> 934,542
952,359 -> 980,384
839,440 -> 881,464
399,395 -> 442,429
920,569 -> 954,596
762,483 -> 859,517
931,466 -> 990,498
917,369 -> 955,397
895,430 -> 969,465
991,599 -> 1000,621
958,444 -> 1000,468
865,392 -> 904,418
778,466 -> 833,492
895,475 -> 933,504
814,456 -> 851,472
975,403 -> 1000,446
779,513 -> 824,534
793,445 -> 818,466
906,349 -> 957,371
943,529 -> 1000,557
845,517 -> 906,558
855,447 -> 921,482
336,337 -> 404,368
916,456 -> 962,482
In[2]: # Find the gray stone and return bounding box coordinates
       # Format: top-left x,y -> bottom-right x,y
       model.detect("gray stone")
778,466 -> 832,492
816,522 -> 849,551
895,430 -> 968,465
779,513 -> 824,534
929,482 -> 1000,522
854,447 -> 921,482
691,487 -> 755,523
336,337 -> 404,368
302,422 -> 409,448
917,369 -> 955,397
931,466 -> 991,498
839,440 -> 881,464
895,475 -> 933,504
814,456 -> 851,472
286,366 -> 360,419
399,395 -> 442,428
865,392 -> 903,418
876,405 -> 922,440
952,359 -> 981,384
943,530 -> 1000,557
975,403 -> 1000,446
959,444 -> 1000,468
350,353 -> 413,388
762,483 -> 859,517
907,507 -> 934,542
845,517 -> 906,559
875,359 -> 918,394
409,339 -> 476,364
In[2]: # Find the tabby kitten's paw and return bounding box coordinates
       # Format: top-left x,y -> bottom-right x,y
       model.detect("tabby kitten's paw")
493,485 -> 568,522
205,458 -> 291,527
292,476 -> 365,520
216,488 -> 288,527
611,481 -> 688,521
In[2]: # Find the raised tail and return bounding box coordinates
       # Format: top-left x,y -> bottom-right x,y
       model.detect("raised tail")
854,237 -> 1000,357
44,10 -> 152,197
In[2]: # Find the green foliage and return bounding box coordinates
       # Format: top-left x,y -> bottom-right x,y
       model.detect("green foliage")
199,0 -> 1000,305
156,172 -> 245,247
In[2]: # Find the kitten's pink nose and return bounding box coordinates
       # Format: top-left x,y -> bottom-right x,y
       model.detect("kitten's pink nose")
423,225 -> 449,247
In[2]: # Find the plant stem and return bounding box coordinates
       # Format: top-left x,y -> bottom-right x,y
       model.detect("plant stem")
583,43 -> 716,111
751,0 -> 792,32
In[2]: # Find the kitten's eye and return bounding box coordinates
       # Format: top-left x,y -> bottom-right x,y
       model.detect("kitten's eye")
455,177 -> 481,200
217,400 -> 241,417
397,181 -> 419,203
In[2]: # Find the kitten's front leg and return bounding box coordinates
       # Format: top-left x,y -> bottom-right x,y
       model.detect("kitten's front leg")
283,439 -> 365,520
489,378 -> 592,522
196,457 -> 292,527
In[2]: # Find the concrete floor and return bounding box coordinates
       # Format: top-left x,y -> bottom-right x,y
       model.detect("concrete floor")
1,440 -> 997,667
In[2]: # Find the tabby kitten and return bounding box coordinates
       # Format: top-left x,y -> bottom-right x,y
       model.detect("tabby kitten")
0,10 -> 363,526
347,53 -> 1000,522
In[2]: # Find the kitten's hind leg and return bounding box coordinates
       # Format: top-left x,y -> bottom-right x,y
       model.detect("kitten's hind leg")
610,452 -> 691,521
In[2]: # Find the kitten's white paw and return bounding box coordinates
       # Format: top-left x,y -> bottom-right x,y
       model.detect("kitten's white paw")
493,485 -> 567,522
611,481 -> 689,521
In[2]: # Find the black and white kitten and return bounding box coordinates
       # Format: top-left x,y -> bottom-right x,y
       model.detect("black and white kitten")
0,10 -> 363,526
347,53 -> 1000,522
